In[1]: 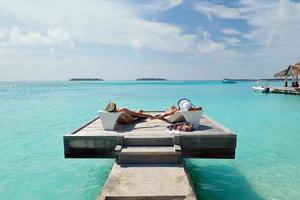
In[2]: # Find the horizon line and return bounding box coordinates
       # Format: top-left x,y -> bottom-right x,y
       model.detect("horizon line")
0,78 -> 286,82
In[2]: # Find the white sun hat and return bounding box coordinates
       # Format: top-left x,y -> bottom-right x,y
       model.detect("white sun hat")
178,98 -> 195,111
181,101 -> 192,111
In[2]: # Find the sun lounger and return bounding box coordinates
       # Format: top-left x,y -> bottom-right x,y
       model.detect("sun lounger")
99,110 -> 202,130
99,111 -> 137,130
165,110 -> 203,129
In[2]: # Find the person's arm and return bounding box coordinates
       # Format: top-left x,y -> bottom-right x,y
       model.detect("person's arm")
159,109 -> 178,118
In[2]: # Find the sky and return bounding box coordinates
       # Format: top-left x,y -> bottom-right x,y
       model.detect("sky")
0,0 -> 300,81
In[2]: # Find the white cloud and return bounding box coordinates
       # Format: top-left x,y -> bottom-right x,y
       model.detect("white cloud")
0,26 -> 72,47
0,60 -> 11,65
8,26 -> 71,46
167,0 -> 183,7
193,1 -> 245,21
193,0 -> 274,21
197,28 -> 225,54
46,28 -> 71,44
132,38 -> 144,52
223,37 -> 241,46
221,28 -> 242,36
6,0 -> 299,80
197,41 -> 224,54
194,0 -> 300,65
0,0 -> 224,56
138,0 -> 183,13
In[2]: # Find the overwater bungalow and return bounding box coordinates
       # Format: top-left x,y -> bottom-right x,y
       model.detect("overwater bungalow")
274,62 -> 300,87
268,62 -> 300,95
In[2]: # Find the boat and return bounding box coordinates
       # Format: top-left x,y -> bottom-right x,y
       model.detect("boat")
252,81 -> 270,93
222,79 -> 236,84
252,86 -> 270,93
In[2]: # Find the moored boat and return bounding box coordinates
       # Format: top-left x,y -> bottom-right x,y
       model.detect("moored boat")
253,81 -> 270,93
222,79 -> 236,84
252,86 -> 270,93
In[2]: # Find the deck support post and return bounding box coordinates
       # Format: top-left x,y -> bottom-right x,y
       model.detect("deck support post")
285,76 -> 288,87
292,74 -> 295,87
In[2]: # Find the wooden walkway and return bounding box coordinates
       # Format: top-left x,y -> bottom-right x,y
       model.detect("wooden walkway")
97,163 -> 196,200
64,112 -> 236,161
270,86 -> 300,95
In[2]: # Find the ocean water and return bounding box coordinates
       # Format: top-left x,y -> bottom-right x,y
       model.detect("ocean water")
0,81 -> 299,200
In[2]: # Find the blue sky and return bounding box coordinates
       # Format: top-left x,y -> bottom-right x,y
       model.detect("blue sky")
0,0 -> 300,80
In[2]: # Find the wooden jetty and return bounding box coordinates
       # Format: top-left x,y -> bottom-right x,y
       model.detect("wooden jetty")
270,86 -> 300,95
64,111 -> 237,199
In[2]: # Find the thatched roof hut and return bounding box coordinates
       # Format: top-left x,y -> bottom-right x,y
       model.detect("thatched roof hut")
290,64 -> 300,75
274,68 -> 289,77
274,63 -> 300,77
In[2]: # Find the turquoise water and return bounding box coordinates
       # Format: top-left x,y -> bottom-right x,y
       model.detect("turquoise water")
0,81 -> 299,200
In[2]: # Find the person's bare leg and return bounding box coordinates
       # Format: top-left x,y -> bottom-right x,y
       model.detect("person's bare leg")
155,116 -> 170,123
118,108 -> 155,119
158,109 -> 178,118
155,106 -> 178,117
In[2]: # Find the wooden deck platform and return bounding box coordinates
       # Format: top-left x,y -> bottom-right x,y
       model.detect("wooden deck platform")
64,111 -> 236,161
270,86 -> 300,95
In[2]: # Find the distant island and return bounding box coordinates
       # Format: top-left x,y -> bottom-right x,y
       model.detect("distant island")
136,78 -> 167,81
69,78 -> 103,81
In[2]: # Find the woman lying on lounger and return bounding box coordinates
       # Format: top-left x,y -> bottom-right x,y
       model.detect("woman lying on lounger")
155,99 -> 202,120
155,99 -> 203,131
105,102 -> 155,120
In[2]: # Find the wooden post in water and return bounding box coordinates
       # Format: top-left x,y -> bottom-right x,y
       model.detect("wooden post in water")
285,76 -> 288,87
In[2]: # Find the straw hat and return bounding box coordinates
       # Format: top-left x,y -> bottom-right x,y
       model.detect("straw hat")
105,102 -> 117,112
